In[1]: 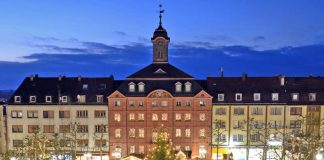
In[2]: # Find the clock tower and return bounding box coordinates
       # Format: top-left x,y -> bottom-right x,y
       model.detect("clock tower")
151,5 -> 170,63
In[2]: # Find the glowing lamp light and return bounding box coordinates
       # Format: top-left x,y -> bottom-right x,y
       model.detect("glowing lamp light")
316,154 -> 323,160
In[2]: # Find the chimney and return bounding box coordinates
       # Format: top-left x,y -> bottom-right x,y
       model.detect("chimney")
29,74 -> 35,81
78,75 -> 82,81
280,74 -> 285,86
242,72 -> 248,81
58,75 -> 63,81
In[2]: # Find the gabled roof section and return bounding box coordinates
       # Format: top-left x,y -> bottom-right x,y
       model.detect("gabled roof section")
127,63 -> 193,80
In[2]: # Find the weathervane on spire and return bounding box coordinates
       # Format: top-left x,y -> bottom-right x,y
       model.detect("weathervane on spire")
159,4 -> 164,26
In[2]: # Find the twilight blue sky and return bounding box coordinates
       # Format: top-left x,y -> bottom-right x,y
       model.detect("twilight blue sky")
1,0 -> 324,89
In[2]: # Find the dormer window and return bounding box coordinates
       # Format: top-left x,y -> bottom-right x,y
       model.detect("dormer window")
45,96 -> 52,103
61,96 -> 68,103
138,82 -> 145,93
77,95 -> 86,103
235,93 -> 242,101
272,93 -> 279,101
128,82 -> 135,92
175,82 -> 182,92
253,93 -> 261,101
309,93 -> 316,101
292,93 -> 299,101
184,82 -> 192,92
14,96 -> 21,103
96,95 -> 103,103
218,94 -> 224,102
82,84 -> 88,90
30,96 -> 36,103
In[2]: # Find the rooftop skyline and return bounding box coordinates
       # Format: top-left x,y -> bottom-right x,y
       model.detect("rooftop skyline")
1,0 -> 324,90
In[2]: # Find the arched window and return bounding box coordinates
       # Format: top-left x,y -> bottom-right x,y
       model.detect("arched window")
185,82 -> 192,92
138,82 -> 145,92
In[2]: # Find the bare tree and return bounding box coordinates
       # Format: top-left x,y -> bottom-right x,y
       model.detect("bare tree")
212,119 -> 227,160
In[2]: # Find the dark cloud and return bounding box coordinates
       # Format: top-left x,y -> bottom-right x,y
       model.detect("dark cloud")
1,40 -> 324,90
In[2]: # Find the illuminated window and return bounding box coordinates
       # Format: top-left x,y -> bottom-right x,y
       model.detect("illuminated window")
138,82 -> 145,92
185,129 -> 191,137
161,101 -> 168,107
130,145 -> 135,154
162,113 -> 168,121
114,113 -> 121,122
176,129 -> 181,137
152,113 -> 158,121
233,134 -> 244,142
175,82 -> 182,92
199,101 -> 206,107
27,110 -> 38,118
138,113 -> 145,120
199,129 -> 205,137
139,128 -> 145,138
115,129 -> 121,138
11,111 -> 23,118
129,128 -> 135,137
129,82 -> 135,92
199,113 -> 206,121
77,95 -> 86,103
272,93 -> 279,101
291,93 -> 299,101
184,113 -> 191,121
185,82 -> 192,92
175,113 -> 181,121
129,113 -> 135,121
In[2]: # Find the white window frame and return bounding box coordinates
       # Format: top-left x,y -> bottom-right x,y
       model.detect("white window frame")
128,82 -> 135,92
45,96 -> 52,103
309,93 -> 316,101
175,82 -> 182,92
272,93 -> 279,101
29,96 -> 36,103
253,93 -> 261,101
184,82 -> 192,92
138,82 -> 145,92
217,94 -> 224,101
96,95 -> 103,103
235,93 -> 242,101
82,84 -> 88,90
61,96 -> 68,103
292,93 -> 299,101
14,96 -> 21,103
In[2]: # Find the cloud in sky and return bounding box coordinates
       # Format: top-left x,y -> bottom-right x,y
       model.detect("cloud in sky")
1,37 -> 324,90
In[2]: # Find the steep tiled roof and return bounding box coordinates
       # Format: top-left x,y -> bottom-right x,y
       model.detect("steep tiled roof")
8,76 -> 115,105
206,76 -> 324,104
127,63 -> 193,80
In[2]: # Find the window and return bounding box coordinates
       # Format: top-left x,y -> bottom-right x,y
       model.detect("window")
96,95 -> 103,103
12,111 -> 23,118
215,134 -> 227,142
27,110 -> 38,118
138,113 -> 145,121
14,96 -> 21,103
292,93 -> 299,101
290,120 -> 301,128
185,129 -> 191,137
114,101 -> 121,107
272,93 -> 279,101
176,129 -> 181,137
253,93 -> 261,101
28,125 -> 39,133
82,84 -> 88,90
233,108 -> 244,115
215,108 -> 226,115
95,125 -> 106,133
215,120 -> 226,129
152,101 -> 158,107
77,139 -> 89,147
175,113 -> 182,121
251,107 -> 263,115
139,146 -> 145,154
175,146 -> 181,151
13,140 -> 23,147
199,113 -> 206,121
218,94 -> 224,101
290,107 -> 302,116
59,110 -> 70,118
129,82 -> 135,92
235,93 -> 242,101
138,82 -> 145,92
233,120 -> 244,129
77,125 -> 89,133
59,125 -> 70,133
99,83 -> 106,90
184,113 -> 191,121
175,101 -> 182,106
129,128 -> 135,137
251,133 -> 261,142
199,101 -> 206,107
130,145 -> 135,154
45,96 -> 52,103
199,128 -> 205,138
185,146 -> 190,151
152,114 -> 158,121
29,96 -> 36,103
161,101 -> 168,107
12,125 -> 23,133
114,113 -> 121,122
77,95 -> 86,103
129,101 -> 134,107
269,120 -> 281,128
185,101 -> 191,106
115,129 -> 121,138
76,110 -> 88,118
309,93 -> 316,101
175,82 -> 182,92
138,101 -> 144,107
139,128 -> 145,138
233,134 -> 244,142
162,113 -> 168,121
94,110 -> 106,118
43,125 -> 55,133
43,110 -> 54,118
152,130 -> 158,142
270,107 -> 282,115
185,82 -> 192,92
251,121 -> 263,129
95,140 -> 107,147
61,96 -> 68,103
129,113 -> 135,121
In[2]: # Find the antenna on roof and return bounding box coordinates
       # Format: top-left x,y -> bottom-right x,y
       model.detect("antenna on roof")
219,67 -> 224,77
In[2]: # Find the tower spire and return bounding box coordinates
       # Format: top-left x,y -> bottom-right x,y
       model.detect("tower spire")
159,4 -> 164,26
